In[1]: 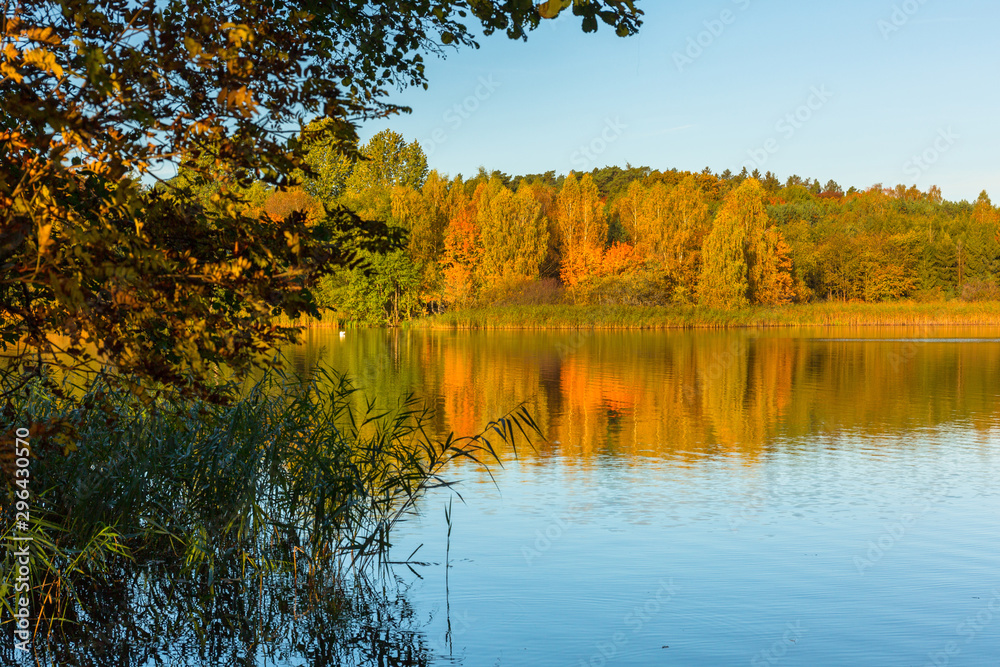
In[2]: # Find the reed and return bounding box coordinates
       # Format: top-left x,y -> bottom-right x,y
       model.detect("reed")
411,301 -> 1000,330
0,365 -> 540,644
271,311 -> 347,329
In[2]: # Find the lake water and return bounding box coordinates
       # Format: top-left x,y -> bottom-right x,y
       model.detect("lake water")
288,327 -> 1000,666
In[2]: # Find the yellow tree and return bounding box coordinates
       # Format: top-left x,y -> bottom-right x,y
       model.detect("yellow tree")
616,180 -> 667,258
699,197 -> 752,309
700,179 -> 795,308
555,172 -> 582,253
752,228 -> 796,305
665,176 -> 711,293
972,191 -> 1000,227
262,188 -> 325,225
422,170 -> 453,223
389,184 -> 445,291
522,181 -> 560,274
617,176 -> 708,301
476,179 -> 549,289
614,180 -> 645,246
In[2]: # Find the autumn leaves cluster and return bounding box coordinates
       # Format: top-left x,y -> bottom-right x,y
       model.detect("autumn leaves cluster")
233,127 -> 1000,323
391,168 -> 798,311
250,129 -> 801,317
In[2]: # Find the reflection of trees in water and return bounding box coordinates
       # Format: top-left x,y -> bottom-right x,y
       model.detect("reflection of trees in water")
5,568 -> 430,667
288,329 -> 1000,461
408,331 -> 1000,460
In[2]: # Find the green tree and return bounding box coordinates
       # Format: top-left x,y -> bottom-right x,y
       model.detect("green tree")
347,130 -> 429,193
919,235 -> 958,295
337,251 -> 423,326
389,181 -> 448,299
965,218 -> 1000,282
342,130 -> 429,222
298,118 -> 358,207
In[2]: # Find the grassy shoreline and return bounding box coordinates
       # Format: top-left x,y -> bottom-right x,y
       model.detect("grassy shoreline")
410,301 -> 1000,330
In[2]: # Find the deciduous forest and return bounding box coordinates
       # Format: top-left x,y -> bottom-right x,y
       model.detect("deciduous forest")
223,128 -> 1000,326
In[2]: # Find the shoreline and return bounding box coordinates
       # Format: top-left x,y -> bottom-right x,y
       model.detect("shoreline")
408,301 -> 1000,330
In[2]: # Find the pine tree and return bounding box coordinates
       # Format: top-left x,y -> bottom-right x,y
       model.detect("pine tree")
965,220 -> 1000,282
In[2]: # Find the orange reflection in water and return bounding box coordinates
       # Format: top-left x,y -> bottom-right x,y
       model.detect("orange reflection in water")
293,327 -> 1000,464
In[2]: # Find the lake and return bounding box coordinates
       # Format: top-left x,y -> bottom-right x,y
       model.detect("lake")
286,326 -> 1000,666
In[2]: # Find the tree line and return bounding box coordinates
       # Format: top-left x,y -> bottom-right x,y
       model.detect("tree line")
181,126 -> 1000,326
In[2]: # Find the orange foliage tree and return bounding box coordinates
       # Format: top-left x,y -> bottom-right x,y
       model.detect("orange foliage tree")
439,182 -> 481,307
263,188 -> 325,225
556,173 -> 608,289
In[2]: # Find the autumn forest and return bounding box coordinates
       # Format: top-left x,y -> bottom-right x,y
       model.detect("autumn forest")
211,127 -> 1000,326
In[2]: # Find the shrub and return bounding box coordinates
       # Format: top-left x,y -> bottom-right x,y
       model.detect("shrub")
961,280 -> 1000,302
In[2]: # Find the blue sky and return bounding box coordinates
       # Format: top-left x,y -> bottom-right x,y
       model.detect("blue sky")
360,1 -> 1000,203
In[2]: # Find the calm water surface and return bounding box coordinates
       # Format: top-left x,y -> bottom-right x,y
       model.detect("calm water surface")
289,327 -> 1000,666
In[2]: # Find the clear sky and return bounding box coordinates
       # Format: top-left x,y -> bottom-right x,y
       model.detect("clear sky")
359,1 -> 1000,203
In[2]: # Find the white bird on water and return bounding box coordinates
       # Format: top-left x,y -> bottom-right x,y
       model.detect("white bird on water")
339,331 -> 346,338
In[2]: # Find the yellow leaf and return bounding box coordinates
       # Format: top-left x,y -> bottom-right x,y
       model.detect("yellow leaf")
224,23 -> 254,48
0,62 -> 22,83
538,0 -> 572,19
26,26 -> 61,45
38,222 -> 52,255
184,36 -> 202,57
23,48 -> 63,78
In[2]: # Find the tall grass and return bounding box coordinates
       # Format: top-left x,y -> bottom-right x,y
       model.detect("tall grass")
271,311 -> 347,329
412,301 -> 1000,330
0,365 -> 540,649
